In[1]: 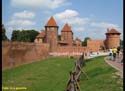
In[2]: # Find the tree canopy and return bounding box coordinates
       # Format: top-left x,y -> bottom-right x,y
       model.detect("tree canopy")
58,35 -> 61,41
120,39 -> 123,48
2,24 -> 8,41
11,30 -> 39,42
82,37 -> 91,46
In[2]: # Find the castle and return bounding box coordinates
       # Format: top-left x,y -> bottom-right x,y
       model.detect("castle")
2,17 -> 121,69
34,16 -> 121,55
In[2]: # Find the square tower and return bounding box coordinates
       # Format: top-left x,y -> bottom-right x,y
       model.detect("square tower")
61,23 -> 73,45
44,16 -> 58,51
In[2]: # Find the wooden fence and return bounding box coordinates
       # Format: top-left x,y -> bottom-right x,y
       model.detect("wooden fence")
65,53 -> 89,91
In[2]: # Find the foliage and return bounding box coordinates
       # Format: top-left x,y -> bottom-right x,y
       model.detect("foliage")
2,32 -> 8,41
58,35 -> 61,41
2,26 -> 8,41
82,37 -> 91,46
11,30 -> 39,42
2,56 -> 123,91
11,30 -> 20,41
120,39 -> 123,48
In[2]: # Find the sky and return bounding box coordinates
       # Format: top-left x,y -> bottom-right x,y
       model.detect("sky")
2,0 -> 123,40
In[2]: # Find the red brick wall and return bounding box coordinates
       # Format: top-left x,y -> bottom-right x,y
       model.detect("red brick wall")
2,42 -> 49,70
75,40 -> 82,46
2,42 -> 89,69
49,46 -> 89,57
87,40 -> 105,52
61,32 -> 73,45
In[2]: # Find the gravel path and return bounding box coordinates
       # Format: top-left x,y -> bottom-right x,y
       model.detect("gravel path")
104,56 -> 123,78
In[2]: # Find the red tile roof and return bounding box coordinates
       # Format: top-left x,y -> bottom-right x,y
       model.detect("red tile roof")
106,28 -> 121,34
36,30 -> 45,38
45,16 -> 58,27
75,37 -> 82,42
61,23 -> 73,33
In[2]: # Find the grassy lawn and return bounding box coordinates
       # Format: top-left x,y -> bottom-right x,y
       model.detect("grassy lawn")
2,56 -> 123,91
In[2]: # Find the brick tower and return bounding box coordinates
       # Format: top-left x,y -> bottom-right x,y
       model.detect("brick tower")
105,28 -> 121,49
61,23 -> 73,45
45,16 -> 58,51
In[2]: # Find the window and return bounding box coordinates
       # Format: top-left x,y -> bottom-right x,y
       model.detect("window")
50,27 -> 55,30
64,32 -> 68,40
47,27 -> 50,31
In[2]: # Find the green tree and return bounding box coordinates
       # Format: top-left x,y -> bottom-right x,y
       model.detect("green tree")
2,32 -> 8,41
11,29 -> 39,42
20,30 -> 30,42
2,24 -> 8,41
82,37 -> 91,46
11,30 -> 20,41
58,35 -> 61,41
120,39 -> 123,48
28,30 -> 39,42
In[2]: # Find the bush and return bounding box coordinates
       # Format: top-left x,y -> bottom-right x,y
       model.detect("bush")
70,56 -> 74,59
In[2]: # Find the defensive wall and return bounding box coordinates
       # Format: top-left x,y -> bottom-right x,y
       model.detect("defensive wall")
49,46 -> 89,58
2,42 -> 49,69
2,42 -> 97,69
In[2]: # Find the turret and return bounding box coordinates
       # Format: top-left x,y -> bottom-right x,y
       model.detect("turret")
44,16 -> 58,51
105,28 -> 121,49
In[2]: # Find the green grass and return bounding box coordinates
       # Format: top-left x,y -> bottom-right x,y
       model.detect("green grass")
2,56 -> 123,91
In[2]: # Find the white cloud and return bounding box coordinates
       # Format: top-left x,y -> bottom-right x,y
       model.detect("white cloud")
67,17 -> 89,25
51,10 -> 123,40
73,27 -> 85,32
55,9 -> 79,18
54,9 -> 89,25
91,22 -> 119,28
11,0 -> 71,9
13,10 -> 35,19
89,22 -> 122,39
43,11 -> 52,15
6,19 -> 36,39
7,11 -> 36,32
8,19 -> 35,27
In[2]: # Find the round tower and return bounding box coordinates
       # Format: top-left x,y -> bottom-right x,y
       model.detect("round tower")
105,28 -> 121,49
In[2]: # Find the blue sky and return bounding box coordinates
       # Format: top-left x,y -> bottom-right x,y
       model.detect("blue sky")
2,0 -> 123,40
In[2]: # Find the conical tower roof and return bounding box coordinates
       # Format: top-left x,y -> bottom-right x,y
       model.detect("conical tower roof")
106,28 -> 121,34
45,16 -> 58,27
61,23 -> 72,33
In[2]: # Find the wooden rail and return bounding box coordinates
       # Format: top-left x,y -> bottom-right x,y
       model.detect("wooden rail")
65,53 -> 89,91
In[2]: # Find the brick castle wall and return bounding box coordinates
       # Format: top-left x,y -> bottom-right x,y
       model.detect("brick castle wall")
49,46 -> 89,58
2,42 -> 49,70
2,42 -> 90,69
87,40 -> 105,52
